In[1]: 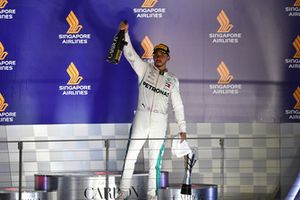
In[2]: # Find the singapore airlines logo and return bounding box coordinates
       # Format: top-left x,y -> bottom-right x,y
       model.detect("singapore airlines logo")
209,61 -> 241,94
0,0 -> 16,20
217,10 -> 233,33
285,87 -> 300,120
293,87 -> 300,109
66,11 -> 83,34
141,0 -> 158,8
0,92 -> 16,122
217,61 -> 233,84
59,11 -> 91,44
293,36 -> 300,58
0,0 -> 8,9
59,63 -> 91,95
0,93 -> 8,112
209,10 -> 241,43
67,62 -> 83,85
0,42 -> 8,60
285,0 -> 300,17
141,36 -> 154,59
0,41 -> 16,71
133,0 -> 165,18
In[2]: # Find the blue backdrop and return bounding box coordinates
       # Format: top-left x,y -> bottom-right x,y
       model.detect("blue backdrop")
0,0 -> 299,124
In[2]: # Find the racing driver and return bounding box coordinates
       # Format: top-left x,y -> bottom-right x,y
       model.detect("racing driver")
116,21 -> 187,200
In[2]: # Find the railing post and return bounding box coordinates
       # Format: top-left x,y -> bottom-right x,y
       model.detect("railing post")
18,141 -> 23,200
105,139 -> 110,200
219,138 -> 224,200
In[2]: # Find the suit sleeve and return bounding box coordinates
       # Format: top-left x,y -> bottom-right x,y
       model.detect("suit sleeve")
124,32 -> 148,80
170,78 -> 187,133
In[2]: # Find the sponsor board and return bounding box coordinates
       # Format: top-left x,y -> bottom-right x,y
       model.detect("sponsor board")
285,0 -> 300,17
133,0 -> 166,18
209,10 -> 242,44
0,0 -> 16,20
58,11 -> 91,45
0,41 -> 16,71
209,61 -> 242,94
0,92 -> 16,123
285,36 -> 300,69
58,62 -> 92,95
285,87 -> 300,120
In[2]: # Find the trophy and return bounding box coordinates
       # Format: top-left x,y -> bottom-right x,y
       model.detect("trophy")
181,150 -> 197,195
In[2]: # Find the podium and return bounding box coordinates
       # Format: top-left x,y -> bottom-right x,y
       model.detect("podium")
0,171 -> 147,200
158,184 -> 218,200
0,172 -> 217,200
35,171 -> 147,200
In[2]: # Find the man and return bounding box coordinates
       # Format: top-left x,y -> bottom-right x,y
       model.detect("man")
116,21 -> 187,200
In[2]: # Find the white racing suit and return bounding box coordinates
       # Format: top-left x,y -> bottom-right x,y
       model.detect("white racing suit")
119,32 -> 186,197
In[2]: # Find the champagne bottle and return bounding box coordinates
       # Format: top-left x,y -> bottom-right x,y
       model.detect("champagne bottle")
106,21 -> 128,64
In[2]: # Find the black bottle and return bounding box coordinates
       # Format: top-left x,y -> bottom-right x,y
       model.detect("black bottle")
106,21 -> 128,64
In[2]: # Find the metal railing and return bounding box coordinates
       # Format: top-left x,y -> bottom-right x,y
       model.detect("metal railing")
0,136 -> 299,200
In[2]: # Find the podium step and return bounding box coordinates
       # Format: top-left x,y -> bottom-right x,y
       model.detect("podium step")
158,184 -> 218,200
0,188 -> 57,200
0,171 -> 148,200
0,172 -> 217,200
35,171 -> 148,200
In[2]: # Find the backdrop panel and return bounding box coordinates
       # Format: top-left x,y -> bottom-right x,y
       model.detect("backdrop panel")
0,0 -> 299,124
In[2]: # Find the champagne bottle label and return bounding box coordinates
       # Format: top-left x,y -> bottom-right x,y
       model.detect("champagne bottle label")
106,30 -> 127,64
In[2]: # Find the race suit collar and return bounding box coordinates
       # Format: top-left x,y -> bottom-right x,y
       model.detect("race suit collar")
152,65 -> 168,75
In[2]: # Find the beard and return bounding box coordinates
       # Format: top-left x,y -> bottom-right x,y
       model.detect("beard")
155,60 -> 164,68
